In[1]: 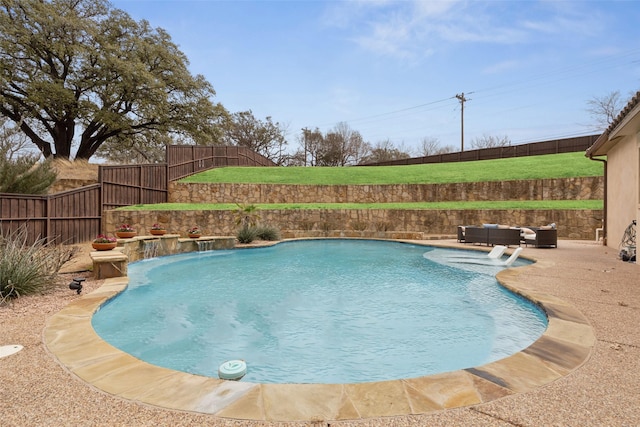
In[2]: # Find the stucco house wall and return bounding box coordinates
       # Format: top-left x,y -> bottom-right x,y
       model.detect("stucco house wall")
587,91 -> 640,255
605,133 -> 639,247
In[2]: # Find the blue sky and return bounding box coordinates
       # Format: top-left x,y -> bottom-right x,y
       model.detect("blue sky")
111,0 -> 640,154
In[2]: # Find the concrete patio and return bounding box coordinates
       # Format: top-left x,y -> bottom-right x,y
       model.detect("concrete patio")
1,239 -> 638,426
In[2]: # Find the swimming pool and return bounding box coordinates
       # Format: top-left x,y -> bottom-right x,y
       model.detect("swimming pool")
92,240 -> 547,384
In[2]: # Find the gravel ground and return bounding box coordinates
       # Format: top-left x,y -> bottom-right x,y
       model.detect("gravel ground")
1,240 -> 639,426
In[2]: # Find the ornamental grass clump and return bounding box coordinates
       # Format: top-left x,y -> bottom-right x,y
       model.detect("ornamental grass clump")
0,226 -> 75,302
236,225 -> 259,244
255,225 -> 280,241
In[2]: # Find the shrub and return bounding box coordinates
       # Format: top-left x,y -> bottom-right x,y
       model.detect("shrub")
236,225 -> 258,244
255,225 -> 281,241
0,226 -> 75,301
0,138 -> 56,194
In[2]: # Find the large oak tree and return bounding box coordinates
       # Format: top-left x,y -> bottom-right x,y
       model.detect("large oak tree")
0,0 -> 226,160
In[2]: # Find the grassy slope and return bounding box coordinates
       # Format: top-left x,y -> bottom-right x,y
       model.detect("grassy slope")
180,152 -> 602,185
121,152 -> 603,211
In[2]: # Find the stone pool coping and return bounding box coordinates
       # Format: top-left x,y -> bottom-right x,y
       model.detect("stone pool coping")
43,241 -> 595,422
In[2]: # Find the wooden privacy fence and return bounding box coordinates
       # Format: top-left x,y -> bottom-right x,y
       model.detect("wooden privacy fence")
362,134 -> 599,166
101,164 -> 169,211
0,184 -> 101,244
0,145 -> 275,244
167,145 -> 276,181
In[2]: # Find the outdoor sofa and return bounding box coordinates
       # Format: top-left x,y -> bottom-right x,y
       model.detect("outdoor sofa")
459,225 -> 521,247
458,224 -> 558,248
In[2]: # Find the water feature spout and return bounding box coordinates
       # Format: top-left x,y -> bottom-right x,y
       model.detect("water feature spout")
143,239 -> 161,259
196,240 -> 216,252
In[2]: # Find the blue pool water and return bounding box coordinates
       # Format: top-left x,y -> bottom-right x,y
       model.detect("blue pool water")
92,240 -> 547,384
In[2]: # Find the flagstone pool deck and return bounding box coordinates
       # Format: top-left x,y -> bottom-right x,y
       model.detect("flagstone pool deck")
4,239 -> 640,425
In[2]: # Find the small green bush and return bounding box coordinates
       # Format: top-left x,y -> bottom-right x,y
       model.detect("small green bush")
236,225 -> 258,244
255,225 -> 281,241
0,226 -> 75,301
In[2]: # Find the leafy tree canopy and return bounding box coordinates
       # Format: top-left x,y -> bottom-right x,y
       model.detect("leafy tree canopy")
222,110 -> 287,164
0,0 -> 226,161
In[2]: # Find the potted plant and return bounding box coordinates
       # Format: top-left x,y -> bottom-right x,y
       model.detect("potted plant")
187,226 -> 202,238
92,234 -> 117,251
150,223 -> 167,236
115,223 -> 137,238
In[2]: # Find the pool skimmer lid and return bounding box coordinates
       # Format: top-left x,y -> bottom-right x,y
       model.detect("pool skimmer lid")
218,359 -> 247,380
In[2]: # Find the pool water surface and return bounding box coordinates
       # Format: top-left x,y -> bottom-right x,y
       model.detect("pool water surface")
92,240 -> 547,384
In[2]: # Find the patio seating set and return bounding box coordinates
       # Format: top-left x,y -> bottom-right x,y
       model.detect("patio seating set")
457,224 -> 557,248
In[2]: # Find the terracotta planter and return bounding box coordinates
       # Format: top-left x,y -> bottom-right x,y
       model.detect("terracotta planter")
188,233 -> 201,239
115,231 -> 137,238
150,229 -> 166,236
92,242 -> 117,251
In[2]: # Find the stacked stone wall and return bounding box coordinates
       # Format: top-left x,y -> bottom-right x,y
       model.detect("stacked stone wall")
168,177 -> 602,204
105,208 -> 602,241
104,176 -> 603,241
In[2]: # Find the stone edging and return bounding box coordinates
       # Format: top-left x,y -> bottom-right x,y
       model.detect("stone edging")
44,240 -> 595,422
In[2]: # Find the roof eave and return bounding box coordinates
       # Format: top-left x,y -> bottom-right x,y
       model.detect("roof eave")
585,132 -> 608,158
586,96 -> 640,158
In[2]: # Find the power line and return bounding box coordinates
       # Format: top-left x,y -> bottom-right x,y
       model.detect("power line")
316,96 -> 456,128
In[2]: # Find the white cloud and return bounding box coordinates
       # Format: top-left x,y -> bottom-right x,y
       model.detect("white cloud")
324,0 -> 604,61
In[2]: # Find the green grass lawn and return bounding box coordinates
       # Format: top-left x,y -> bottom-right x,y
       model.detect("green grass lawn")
180,152 -> 602,185
120,152 -> 602,211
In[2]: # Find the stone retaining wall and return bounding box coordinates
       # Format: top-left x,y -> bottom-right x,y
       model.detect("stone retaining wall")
105,208 -> 603,241
169,176 -> 603,204
104,176 -> 603,241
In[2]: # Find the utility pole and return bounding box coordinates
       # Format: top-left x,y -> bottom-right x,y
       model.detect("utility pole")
455,93 -> 468,152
